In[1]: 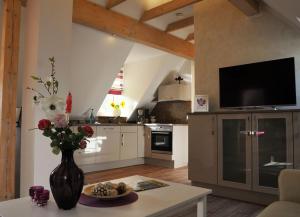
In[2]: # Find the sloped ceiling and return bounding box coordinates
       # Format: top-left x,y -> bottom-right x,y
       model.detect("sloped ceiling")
263,0 -> 300,30
88,0 -> 195,41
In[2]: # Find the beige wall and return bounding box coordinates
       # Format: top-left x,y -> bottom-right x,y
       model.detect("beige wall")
193,0 -> 300,111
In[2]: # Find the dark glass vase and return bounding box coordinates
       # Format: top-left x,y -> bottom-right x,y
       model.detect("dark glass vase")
50,149 -> 84,210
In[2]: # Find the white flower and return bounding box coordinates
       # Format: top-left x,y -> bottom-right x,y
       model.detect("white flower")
40,95 -> 65,121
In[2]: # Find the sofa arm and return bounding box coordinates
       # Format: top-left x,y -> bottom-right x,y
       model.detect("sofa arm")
279,169 -> 300,204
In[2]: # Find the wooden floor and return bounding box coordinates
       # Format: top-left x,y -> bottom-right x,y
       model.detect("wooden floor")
85,165 -> 264,217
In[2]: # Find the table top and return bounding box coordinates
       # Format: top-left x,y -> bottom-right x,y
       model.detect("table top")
0,176 -> 211,217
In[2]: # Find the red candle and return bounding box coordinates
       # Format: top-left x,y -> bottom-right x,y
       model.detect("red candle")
66,92 -> 72,114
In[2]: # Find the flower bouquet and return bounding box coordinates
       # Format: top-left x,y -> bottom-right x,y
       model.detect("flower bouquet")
27,57 -> 94,210
110,100 -> 125,117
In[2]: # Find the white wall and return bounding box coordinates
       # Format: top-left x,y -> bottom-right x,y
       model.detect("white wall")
20,0 -> 73,196
194,0 -> 300,111
70,24 -> 134,117
20,1 -> 135,196
123,54 -> 186,118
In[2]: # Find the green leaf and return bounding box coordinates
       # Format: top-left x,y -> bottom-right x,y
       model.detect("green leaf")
52,146 -> 60,155
30,75 -> 40,80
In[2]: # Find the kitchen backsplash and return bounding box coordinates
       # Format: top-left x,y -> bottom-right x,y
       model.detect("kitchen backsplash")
151,101 -> 191,124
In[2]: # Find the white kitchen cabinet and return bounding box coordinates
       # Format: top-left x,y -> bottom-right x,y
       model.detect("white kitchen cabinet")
120,127 -> 138,160
137,126 -> 145,158
95,126 -> 121,163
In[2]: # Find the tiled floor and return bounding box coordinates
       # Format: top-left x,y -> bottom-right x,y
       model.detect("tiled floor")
85,165 -> 264,217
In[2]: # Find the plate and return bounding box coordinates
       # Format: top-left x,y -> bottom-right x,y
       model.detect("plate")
83,184 -> 133,200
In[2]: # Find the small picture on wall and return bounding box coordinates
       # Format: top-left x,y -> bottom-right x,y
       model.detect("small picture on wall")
194,95 -> 209,112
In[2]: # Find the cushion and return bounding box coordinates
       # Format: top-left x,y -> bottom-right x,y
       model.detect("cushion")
257,201 -> 300,217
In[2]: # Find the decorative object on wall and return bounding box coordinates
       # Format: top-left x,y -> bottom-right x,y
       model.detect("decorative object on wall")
175,75 -> 184,84
27,57 -> 94,210
194,95 -> 209,112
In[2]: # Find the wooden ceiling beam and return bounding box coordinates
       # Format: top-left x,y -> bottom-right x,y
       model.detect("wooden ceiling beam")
106,0 -> 126,9
73,0 -> 194,59
166,16 -> 194,32
185,33 -> 194,41
140,0 -> 201,22
228,0 -> 259,16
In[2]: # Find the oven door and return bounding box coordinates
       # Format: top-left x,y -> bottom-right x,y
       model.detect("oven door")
151,131 -> 172,154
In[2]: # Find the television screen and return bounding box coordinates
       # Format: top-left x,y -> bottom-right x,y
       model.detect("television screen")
219,57 -> 296,108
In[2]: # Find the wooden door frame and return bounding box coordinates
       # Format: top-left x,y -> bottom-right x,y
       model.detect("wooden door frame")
0,0 -> 22,200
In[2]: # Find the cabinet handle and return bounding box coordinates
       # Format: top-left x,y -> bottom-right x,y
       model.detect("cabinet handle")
121,134 -> 124,146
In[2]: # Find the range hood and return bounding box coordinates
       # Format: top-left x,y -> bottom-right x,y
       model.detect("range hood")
158,84 -> 191,102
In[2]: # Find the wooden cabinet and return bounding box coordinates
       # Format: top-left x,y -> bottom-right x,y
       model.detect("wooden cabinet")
252,113 -> 293,194
120,127 -> 138,160
217,114 -> 252,190
189,111 -> 296,196
293,112 -> 300,169
188,115 -> 218,184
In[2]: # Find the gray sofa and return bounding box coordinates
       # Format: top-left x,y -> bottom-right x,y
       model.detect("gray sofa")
258,169 -> 300,217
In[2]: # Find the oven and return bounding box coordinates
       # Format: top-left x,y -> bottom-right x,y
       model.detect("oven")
149,125 -> 173,154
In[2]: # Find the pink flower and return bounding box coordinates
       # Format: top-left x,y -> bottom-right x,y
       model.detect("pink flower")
38,119 -> 51,130
79,140 -> 87,149
53,114 -> 68,128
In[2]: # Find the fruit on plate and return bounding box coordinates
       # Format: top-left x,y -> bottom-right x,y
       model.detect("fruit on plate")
117,182 -> 127,194
92,182 -> 127,197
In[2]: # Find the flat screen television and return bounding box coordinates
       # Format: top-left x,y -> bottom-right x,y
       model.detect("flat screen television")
219,57 -> 296,108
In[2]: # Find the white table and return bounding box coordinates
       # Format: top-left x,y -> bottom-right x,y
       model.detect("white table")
0,176 -> 211,217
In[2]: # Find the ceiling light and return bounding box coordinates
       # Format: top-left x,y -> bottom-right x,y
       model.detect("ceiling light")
296,16 -> 300,23
175,12 -> 184,17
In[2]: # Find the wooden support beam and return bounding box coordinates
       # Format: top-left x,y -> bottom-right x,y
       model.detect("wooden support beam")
73,0 -> 194,59
228,0 -> 259,16
0,0 -> 21,200
106,0 -> 126,9
166,16 -> 194,32
185,33 -> 194,41
140,0 -> 201,22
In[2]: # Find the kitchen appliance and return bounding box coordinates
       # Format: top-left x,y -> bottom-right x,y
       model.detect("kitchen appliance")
148,124 -> 172,155
137,109 -> 148,124
219,57 -> 296,108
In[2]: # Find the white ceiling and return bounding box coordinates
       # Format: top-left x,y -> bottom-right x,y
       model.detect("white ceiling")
263,0 -> 300,29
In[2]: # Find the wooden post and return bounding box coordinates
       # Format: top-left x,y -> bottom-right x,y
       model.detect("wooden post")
0,0 -> 21,200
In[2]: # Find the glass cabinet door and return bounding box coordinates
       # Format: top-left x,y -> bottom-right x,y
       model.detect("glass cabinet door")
252,113 -> 293,194
217,114 -> 252,190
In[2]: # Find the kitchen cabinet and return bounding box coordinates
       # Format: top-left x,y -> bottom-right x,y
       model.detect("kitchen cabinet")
121,130 -> 138,160
137,126 -> 145,158
96,126 -> 121,163
73,125 -> 145,169
188,115 -> 218,184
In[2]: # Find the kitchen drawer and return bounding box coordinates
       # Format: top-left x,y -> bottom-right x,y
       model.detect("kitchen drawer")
121,126 -> 137,133
98,126 -> 120,133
